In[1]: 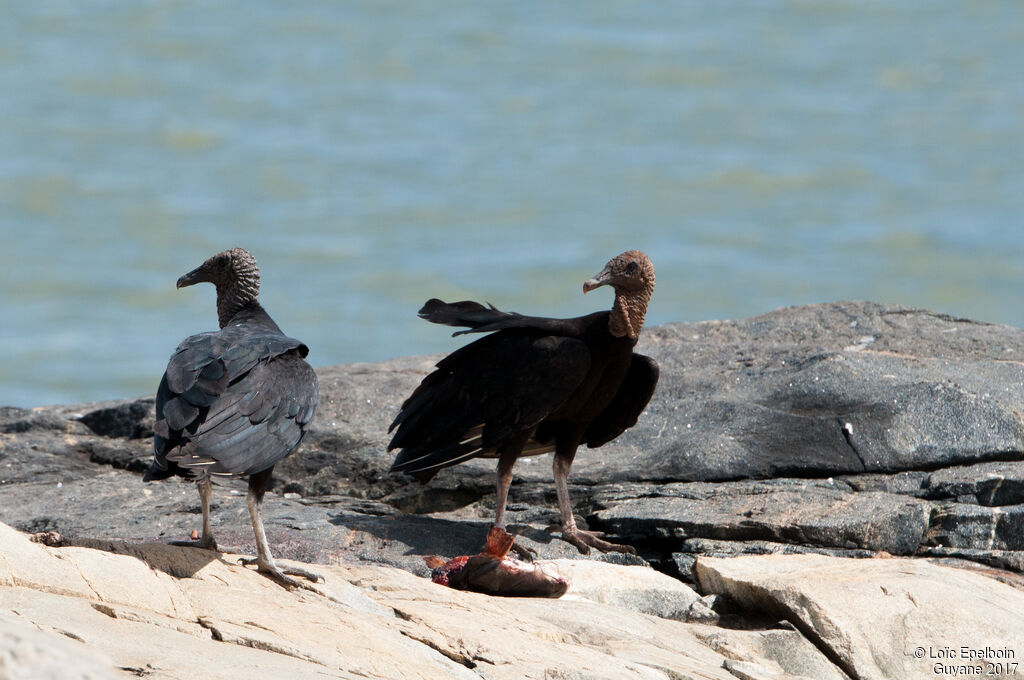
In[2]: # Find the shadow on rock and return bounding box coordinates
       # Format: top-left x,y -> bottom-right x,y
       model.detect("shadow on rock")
67,537 -> 224,580
332,512 -> 492,562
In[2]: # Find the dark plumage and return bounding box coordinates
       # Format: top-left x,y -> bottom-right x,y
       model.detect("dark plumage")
389,250 -> 658,554
145,248 -> 320,586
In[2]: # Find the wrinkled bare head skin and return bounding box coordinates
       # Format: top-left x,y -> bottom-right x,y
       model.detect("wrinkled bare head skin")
583,250 -> 655,339
177,247 -> 261,328
583,250 -> 655,295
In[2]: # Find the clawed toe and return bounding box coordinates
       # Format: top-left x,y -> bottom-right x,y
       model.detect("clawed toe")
238,557 -> 323,588
280,565 -> 324,584
560,528 -> 637,556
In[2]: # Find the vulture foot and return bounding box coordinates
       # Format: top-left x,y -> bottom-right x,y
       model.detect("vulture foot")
239,556 -> 323,588
559,527 -> 637,556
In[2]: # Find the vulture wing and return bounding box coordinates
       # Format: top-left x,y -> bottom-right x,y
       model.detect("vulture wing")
583,353 -> 659,448
149,326 -> 317,479
389,330 -> 592,479
169,354 -> 317,475
418,298 -> 590,337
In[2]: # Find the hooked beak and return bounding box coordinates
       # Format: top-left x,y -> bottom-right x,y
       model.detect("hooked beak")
583,266 -> 612,294
176,265 -> 208,289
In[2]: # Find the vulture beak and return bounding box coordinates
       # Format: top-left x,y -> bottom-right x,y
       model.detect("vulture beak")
583,266 -> 612,294
176,265 -> 209,289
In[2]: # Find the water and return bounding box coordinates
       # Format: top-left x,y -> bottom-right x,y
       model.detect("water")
1,1 -> 1022,407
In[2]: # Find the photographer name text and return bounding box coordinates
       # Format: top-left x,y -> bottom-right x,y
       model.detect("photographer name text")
913,645 -> 1018,678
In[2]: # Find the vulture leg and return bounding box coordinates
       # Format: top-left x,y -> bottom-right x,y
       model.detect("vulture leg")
553,447 -> 637,555
493,449 -> 517,530
197,476 -> 217,549
491,436 -> 536,561
169,476 -> 218,551
239,468 -> 323,587
491,432 -> 532,529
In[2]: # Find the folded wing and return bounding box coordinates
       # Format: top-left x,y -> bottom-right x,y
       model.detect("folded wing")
389,330 -> 592,479
149,327 -> 317,480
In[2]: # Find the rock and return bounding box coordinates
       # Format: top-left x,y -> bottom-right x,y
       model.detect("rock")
3,301 -> 1024,677
552,559 -> 701,621
671,539 -> 877,581
924,502 -> 1024,551
923,462 -> 1024,506
592,479 -> 932,555
268,302 -> 1024,494
918,547 -> 1024,573
684,598 -> 719,624
1,302 -> 1023,583
0,520 -> 830,680
76,399 -> 154,440
696,553 -> 1024,680
721,659 -> 790,680
694,621 -> 852,680
616,303 -> 1024,483
838,470 -> 932,496
0,616 -> 121,680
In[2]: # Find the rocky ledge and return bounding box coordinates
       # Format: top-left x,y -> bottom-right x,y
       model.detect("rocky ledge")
3,520 -> 1023,680
2,301 -> 1024,679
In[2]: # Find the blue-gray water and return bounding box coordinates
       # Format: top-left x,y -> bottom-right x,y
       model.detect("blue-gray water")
1,2 -> 1022,408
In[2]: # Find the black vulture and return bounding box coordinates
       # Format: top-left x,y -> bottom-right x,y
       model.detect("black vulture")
144,248 -> 320,586
389,250 -> 658,554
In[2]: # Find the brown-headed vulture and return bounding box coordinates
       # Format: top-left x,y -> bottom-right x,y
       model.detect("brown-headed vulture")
389,250 -> 658,554
144,248 -> 320,586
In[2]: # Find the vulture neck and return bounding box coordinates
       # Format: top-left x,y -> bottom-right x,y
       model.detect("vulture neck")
609,286 -> 652,340
215,279 -> 260,328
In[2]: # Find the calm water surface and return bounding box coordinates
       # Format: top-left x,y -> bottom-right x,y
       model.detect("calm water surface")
1,2 -> 1022,407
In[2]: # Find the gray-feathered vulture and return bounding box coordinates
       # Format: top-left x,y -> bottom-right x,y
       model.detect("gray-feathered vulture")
389,250 -> 658,554
145,248 -> 320,586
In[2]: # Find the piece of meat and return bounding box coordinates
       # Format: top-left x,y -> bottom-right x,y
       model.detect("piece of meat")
425,527 -> 569,598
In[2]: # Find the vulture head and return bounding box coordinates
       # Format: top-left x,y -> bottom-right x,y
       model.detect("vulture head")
177,247 -> 261,328
584,250 -> 655,340
177,247 -> 259,291
583,250 -> 654,295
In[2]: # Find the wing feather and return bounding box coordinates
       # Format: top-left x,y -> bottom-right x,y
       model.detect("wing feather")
148,319 -> 318,481
418,298 -> 599,337
389,330 -> 591,477
583,353 -> 659,448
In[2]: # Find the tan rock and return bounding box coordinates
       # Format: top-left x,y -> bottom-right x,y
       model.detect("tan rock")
694,627 -> 849,680
13,518 -> 1017,680
1,521 -> 815,680
553,558 -> 702,620
696,553 -> 1024,680
0,616 -> 120,680
0,522 -> 94,598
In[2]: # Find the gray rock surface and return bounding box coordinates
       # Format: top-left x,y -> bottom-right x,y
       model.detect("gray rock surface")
1,301 -> 1023,579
